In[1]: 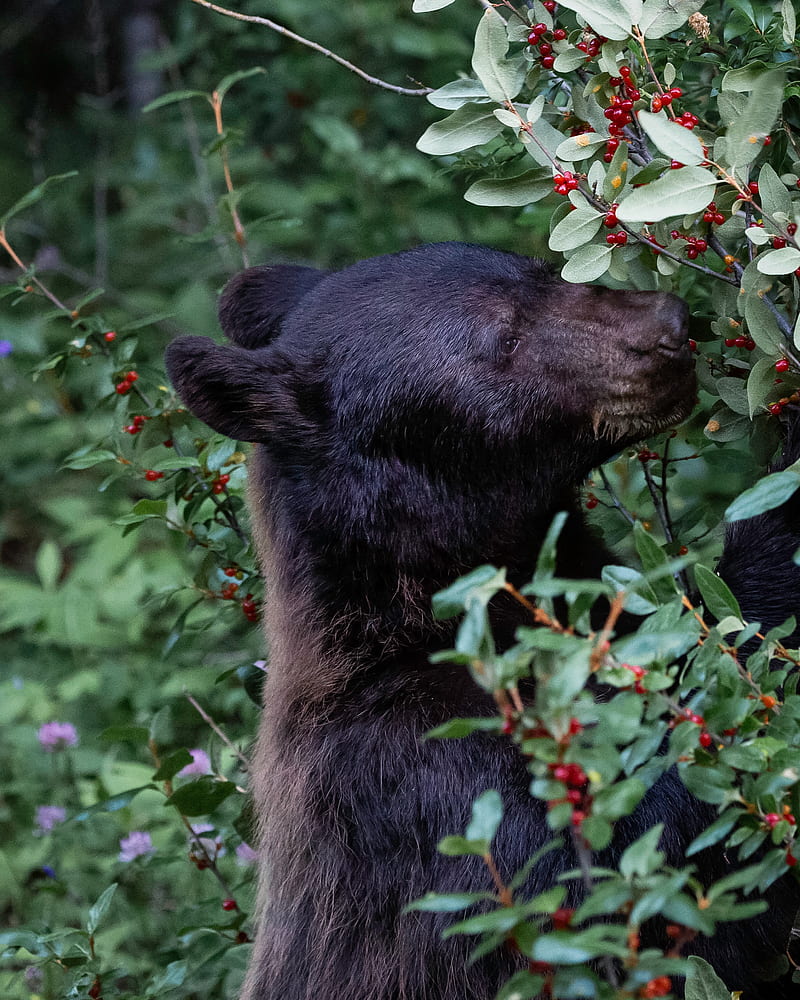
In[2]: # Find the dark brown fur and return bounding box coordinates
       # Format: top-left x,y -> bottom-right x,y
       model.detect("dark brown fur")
165,243 -> 800,1000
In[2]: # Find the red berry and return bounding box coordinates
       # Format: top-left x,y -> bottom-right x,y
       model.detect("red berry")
714,212 -> 725,225
553,27 -> 567,40
688,340 -> 697,352
765,813 -> 781,829
651,96 -> 662,112
660,93 -> 672,106
163,439 -> 174,448
115,380 -> 132,395
543,0 -> 556,10
104,331 -> 117,342
144,470 -> 163,481
748,181 -> 759,195
539,42 -> 552,55
788,223 -> 798,236
699,732 -> 713,749
571,809 -> 586,827
619,65 -> 631,77
787,851 -> 798,868
669,87 -> 682,98
671,160 -> 684,170
776,359 -> 790,373
769,402 -> 784,416
686,246 -> 698,259
222,898 -> 237,911
532,22 -> 547,35
586,495 -> 599,508
126,370 -> 139,382
773,237 -> 787,249
541,55 -> 555,69
552,907 -> 574,930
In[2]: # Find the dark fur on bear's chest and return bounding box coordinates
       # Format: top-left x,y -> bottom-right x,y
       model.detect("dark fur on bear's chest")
165,242 -> 800,1000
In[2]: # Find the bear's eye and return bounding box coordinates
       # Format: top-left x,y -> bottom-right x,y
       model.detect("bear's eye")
502,336 -> 520,355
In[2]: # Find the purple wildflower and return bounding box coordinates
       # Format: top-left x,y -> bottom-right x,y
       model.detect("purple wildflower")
24,966 -> 44,991
177,748 -> 212,777
37,721 -> 79,752
35,805 -> 67,833
0,340 -> 12,357
190,822 -> 226,860
236,842 -> 258,864
118,831 -> 155,862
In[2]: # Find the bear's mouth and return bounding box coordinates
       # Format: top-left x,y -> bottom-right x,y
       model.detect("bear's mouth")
590,363 -> 697,442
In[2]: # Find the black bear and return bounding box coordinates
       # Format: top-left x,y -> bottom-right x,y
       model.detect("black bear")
165,242 -> 800,1000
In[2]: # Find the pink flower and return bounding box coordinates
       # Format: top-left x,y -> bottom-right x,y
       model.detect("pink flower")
236,842 -> 258,864
37,721 -> 78,752
177,748 -> 211,777
35,805 -> 67,833
118,831 -> 155,862
189,823 -> 225,861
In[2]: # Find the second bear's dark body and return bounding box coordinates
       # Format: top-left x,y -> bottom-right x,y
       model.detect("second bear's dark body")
165,243 -> 800,1000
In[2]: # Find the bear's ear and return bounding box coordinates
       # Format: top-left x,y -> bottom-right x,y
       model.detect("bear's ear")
165,335 -> 282,442
218,264 -> 326,349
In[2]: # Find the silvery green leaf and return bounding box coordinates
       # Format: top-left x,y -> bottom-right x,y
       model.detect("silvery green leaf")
637,110 -> 705,166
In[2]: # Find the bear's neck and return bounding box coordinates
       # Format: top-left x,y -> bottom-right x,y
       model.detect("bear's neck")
248,442 -> 612,703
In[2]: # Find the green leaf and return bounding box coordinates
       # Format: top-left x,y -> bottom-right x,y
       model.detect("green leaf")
142,89 -> 208,113
725,69 -> 784,168
465,789 -> 504,847
164,777 -> 238,816
426,717 -> 502,738
71,786 -> 159,822
724,470 -> 800,522
464,170 -> 552,207
619,825 -> 664,878
214,67 -> 266,103
549,209 -> 603,252
471,8 -> 526,103
693,564 -> 743,621
433,565 -> 507,619
756,248 -> 800,275
406,891 -> 493,912
685,955 -> 732,1000
615,166 -> 719,223
62,448 -> 118,470
87,884 -> 118,936
593,778 -> 646,820
556,0 -> 642,40
716,376 -> 750,416
744,293 -> 782,354
438,835 -> 492,857
35,540 -> 62,591
747,357 -> 782,418
153,748 -> 195,781
757,163 -> 792,220
412,0 -> 456,9
0,172 -> 79,228
555,132 -> 608,163
686,812 -> 739,856
637,110 -> 705,166
560,243 -> 613,283
417,104 -> 504,155
638,0 -> 704,37
426,79 -> 490,110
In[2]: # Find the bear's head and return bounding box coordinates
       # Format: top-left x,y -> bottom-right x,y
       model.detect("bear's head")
165,243 -> 694,584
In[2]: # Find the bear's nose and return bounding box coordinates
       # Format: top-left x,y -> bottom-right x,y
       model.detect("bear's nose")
654,294 -> 690,356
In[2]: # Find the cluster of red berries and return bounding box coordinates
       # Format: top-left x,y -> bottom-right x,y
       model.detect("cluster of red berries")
211,472 -> 231,494
527,21 -> 562,70
767,393 -> 800,416
123,414 -> 148,435
650,87 -> 682,113
552,170 -> 579,195
701,202 -> 726,226
673,110 -> 700,130
242,593 -> 258,622
765,809 -> 797,830
637,449 -> 659,461
724,334 -> 756,351
669,231 -> 707,259
220,580 -> 239,600
115,370 -> 139,394
224,566 -> 243,579
640,976 -> 672,998
605,231 -> 627,246
623,662 -> 647,695
575,28 -> 607,59
549,760 -> 590,827
144,469 -> 164,482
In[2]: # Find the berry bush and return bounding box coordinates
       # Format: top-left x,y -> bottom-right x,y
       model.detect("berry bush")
1,1 -> 800,998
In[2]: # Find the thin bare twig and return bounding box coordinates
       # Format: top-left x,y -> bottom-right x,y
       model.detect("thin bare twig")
189,0 -> 432,96
186,692 -> 250,771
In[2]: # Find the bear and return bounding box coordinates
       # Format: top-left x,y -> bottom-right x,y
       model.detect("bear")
165,242 -> 800,1000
